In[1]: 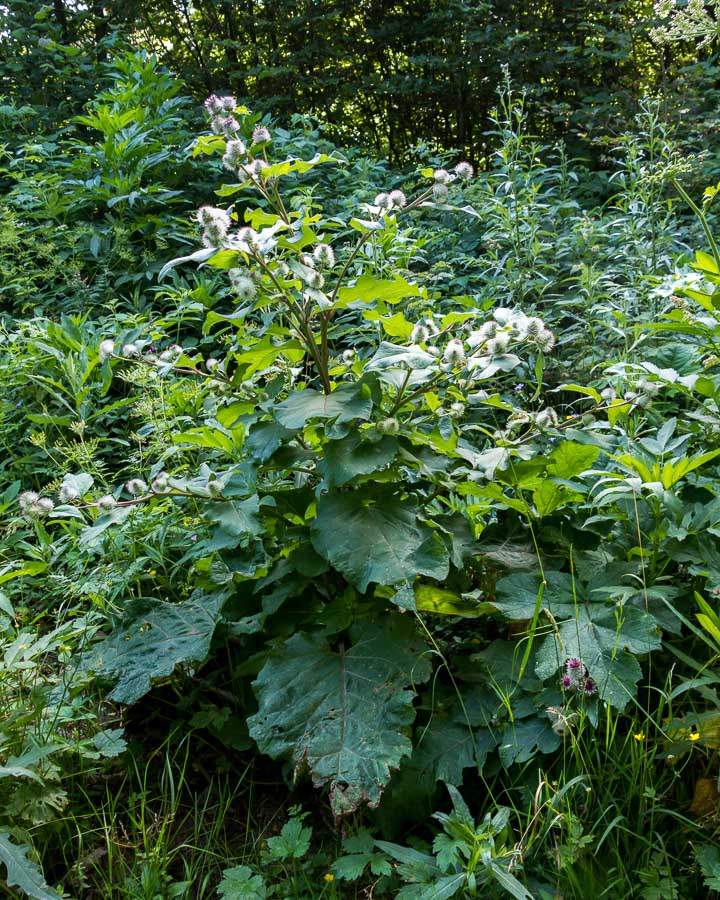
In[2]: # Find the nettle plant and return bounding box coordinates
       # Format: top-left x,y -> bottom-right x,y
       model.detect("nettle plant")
19,98 -> 662,827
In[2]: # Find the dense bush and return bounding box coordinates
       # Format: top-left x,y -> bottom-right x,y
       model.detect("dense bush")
3,37 -> 720,900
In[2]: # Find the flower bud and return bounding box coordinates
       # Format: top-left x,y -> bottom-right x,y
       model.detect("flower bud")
99,339 -> 115,362
58,482 -> 80,504
454,161 -> 474,181
121,343 -> 139,358
96,494 -> 117,511
313,243 -> 335,268
342,348 -> 356,364
208,479 -> 223,496
252,124 -> 271,144
432,183 -> 449,202
377,417 -> 400,435
433,168 -> 452,184
125,478 -> 148,497
151,472 -> 169,493
443,339 -> 466,367
374,192 -> 391,209
410,323 -> 430,344
389,189 -> 407,208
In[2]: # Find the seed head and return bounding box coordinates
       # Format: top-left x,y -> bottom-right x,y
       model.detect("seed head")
389,189 -> 407,208
99,339 -> 115,362
374,192 -> 392,209
433,168 -> 452,184
410,323 -> 430,344
313,243 -> 335,268
222,139 -> 246,171
432,183 -> 449,202
443,339 -> 466,367
121,343 -> 139,358
58,482 -> 80,504
252,125 -> 271,144
221,96 -> 237,111
36,497 -> 54,516
454,161 -> 474,181
377,417 -> 400,435
125,478 -> 148,497
229,269 -> 258,301
96,494 -> 117,511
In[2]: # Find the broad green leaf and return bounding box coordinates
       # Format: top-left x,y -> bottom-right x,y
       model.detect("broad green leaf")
335,273 -> 425,309
248,619 -> 432,814
317,434 -> 397,487
234,337 -> 305,377
205,497 -> 263,538
363,310 -> 415,339
411,718 -> 495,786
275,383 -> 373,429
79,591 -> 226,704
0,833 -> 60,900
0,561 -> 48,586
366,341 -> 438,371
492,571 -> 579,620
695,249 -> 719,275
535,606 -> 661,708
312,491 -> 449,591
532,481 -> 581,518
547,442 -> 599,479
396,874 -> 466,900
217,865 -> 267,899
414,583 -> 492,617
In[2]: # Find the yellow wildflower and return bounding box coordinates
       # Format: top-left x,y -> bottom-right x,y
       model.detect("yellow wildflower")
690,726 -> 701,742
323,872 -> 335,882
634,732 -> 645,742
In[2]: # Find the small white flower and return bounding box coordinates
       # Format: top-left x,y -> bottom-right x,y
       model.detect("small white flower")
18,491 -> 39,514
535,328 -> 556,353
152,472 -> 170,493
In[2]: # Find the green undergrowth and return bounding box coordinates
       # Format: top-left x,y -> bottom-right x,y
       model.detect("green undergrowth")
2,52 -> 720,900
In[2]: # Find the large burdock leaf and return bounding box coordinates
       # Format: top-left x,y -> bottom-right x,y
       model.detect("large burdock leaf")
311,491 -> 449,592
80,591 -> 226,704
275,383 -> 372,429
535,606 -> 661,708
248,619 -> 432,815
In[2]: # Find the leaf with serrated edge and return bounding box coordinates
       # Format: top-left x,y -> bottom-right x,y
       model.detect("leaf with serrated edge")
535,606 -> 660,708
79,591 -> 226,704
248,619 -> 432,814
312,492 -> 448,591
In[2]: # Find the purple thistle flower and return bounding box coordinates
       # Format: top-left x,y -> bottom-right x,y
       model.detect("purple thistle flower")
567,657 -> 583,671
583,679 -> 597,696
562,675 -> 572,689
